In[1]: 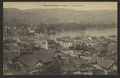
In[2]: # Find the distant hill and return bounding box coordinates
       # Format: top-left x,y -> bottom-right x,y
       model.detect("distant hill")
3,8 -> 117,29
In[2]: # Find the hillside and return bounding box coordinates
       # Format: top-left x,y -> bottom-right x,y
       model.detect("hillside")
3,8 -> 117,30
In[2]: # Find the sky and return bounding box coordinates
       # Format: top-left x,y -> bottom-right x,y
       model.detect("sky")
3,2 -> 117,10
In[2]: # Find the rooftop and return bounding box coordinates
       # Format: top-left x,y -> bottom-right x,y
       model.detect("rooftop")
97,57 -> 114,70
90,56 -> 114,70
17,49 -> 55,69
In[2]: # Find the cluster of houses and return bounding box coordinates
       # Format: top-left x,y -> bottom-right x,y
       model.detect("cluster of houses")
3,24 -> 117,75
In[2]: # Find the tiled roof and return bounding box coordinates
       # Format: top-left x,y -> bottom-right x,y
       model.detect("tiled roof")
91,56 -> 114,70
4,52 -> 20,61
97,58 -> 114,70
17,49 -> 55,69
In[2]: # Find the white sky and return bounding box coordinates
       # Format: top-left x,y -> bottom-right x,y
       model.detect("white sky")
3,2 -> 117,10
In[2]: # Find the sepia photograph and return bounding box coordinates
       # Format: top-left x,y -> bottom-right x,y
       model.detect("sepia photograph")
3,2 -> 117,75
